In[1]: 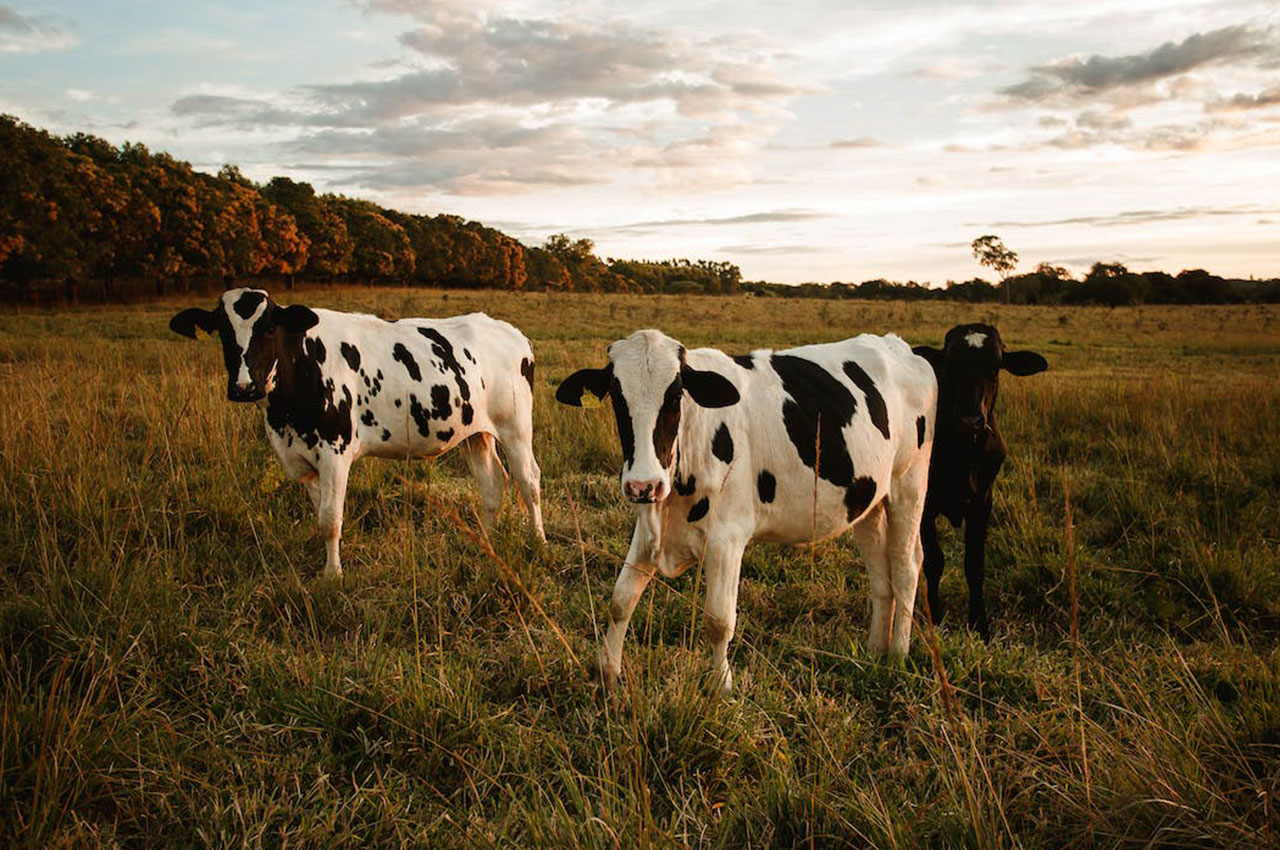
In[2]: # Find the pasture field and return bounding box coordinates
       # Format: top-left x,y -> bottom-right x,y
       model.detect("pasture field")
1,288 -> 1278,848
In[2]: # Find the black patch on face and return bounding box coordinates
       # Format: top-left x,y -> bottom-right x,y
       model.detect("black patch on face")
609,379 -> 636,467
430,384 -> 452,420
392,343 -> 422,381
916,416 -> 927,447
757,470 -> 776,503
844,477 -> 878,521
687,497 -> 710,523
340,342 -> 361,371
711,422 -> 734,464
732,354 -> 755,369
652,378 -> 682,468
232,290 -> 266,319
674,472 -> 697,496
842,361 -> 890,440
360,409 -> 376,426
520,357 -> 535,390
417,328 -> 471,403
381,429 -> 391,441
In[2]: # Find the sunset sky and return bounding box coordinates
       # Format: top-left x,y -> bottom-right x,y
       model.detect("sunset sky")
2,0 -> 1277,284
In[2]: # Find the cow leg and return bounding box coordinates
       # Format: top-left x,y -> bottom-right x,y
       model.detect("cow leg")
884,457 -> 929,657
317,454 -> 352,578
600,528 -> 656,689
965,495 -> 994,641
494,421 -> 545,543
463,432 -> 507,534
852,503 -> 893,655
922,512 -> 945,624
703,538 -> 747,693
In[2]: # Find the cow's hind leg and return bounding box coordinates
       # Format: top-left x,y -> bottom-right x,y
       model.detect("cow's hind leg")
852,503 -> 894,654
463,432 -> 506,535
884,457 -> 930,657
922,512 -> 945,624
703,537 -> 747,693
317,453 -> 352,578
494,419 -> 545,543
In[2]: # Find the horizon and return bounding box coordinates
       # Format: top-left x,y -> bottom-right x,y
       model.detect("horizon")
2,0 -> 1277,284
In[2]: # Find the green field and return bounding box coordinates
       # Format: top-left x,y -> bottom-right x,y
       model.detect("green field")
2,289 -> 1278,848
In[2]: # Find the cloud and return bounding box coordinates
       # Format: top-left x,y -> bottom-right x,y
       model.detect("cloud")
1207,85 -> 1280,112
830,136 -> 889,148
974,204 -> 1280,229
717,243 -> 825,255
612,209 -> 835,230
999,25 -> 1274,105
0,4 -> 76,53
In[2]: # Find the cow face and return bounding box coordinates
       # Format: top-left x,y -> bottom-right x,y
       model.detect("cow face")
557,330 -> 739,504
169,288 -> 319,402
913,324 -> 1046,442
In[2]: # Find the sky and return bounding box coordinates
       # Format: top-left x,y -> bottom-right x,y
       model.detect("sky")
1,0 -> 1277,284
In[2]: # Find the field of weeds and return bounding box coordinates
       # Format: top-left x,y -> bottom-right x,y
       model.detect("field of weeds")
1,288 -> 1277,847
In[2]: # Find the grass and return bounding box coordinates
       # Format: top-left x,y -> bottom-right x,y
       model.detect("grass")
0,287 -> 1278,848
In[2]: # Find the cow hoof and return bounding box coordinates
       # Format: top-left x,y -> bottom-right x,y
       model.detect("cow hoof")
322,565 -> 343,579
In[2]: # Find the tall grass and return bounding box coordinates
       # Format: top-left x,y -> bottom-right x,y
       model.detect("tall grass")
0,290 -> 1276,847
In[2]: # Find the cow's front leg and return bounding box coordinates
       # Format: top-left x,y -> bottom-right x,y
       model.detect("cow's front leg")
600,527 -> 656,689
964,495 -> 994,641
317,452 -> 352,578
922,512 -> 945,624
703,537 -> 747,693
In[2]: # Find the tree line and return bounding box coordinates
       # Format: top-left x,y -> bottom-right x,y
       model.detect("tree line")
2,114 -> 1274,305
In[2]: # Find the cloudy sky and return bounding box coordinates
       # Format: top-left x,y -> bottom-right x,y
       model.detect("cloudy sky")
2,0 -> 1277,283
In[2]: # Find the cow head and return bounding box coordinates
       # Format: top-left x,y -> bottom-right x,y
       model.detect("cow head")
556,330 -> 739,504
169,288 -> 319,402
913,324 -> 1046,443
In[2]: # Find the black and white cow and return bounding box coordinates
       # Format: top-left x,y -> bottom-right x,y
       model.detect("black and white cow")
912,323 -> 1047,640
557,330 -> 936,691
170,287 -> 545,576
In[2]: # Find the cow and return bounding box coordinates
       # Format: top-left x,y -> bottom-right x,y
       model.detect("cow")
911,323 -> 1047,640
169,287 -> 545,577
556,329 -> 936,692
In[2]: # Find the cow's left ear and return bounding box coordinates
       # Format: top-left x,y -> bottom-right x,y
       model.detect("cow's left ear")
912,345 -> 944,371
275,304 -> 320,335
681,366 -> 739,408
169,307 -> 216,339
1002,350 -> 1047,376
555,365 -> 613,406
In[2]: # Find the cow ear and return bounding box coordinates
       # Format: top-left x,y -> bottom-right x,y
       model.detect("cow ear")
275,304 -> 319,335
1002,350 -> 1047,376
681,366 -> 739,408
912,345 -> 944,371
169,307 -> 215,339
555,366 -> 613,406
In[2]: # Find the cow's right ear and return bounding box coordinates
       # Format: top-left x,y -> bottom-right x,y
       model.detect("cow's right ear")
912,345 -> 944,371
555,366 -> 613,406
169,308 -> 216,339
275,304 -> 320,335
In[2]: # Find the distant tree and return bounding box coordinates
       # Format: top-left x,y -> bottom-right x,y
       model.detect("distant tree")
972,235 -> 1018,303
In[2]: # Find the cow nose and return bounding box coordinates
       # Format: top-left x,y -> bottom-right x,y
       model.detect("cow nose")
958,415 -> 985,436
624,479 -> 664,503
228,381 -> 261,402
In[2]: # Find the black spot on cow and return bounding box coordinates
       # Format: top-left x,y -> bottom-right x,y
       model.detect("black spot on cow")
520,357 -> 535,390
394,398 -> 402,408
732,354 -> 755,369
609,379 -> 636,467
417,328 -> 471,403
461,402 -> 474,426
917,415 -> 927,448
360,409 -> 376,426
232,289 -> 266,319
757,470 -> 776,503
392,343 -> 421,381
429,384 -> 452,420
340,342 -> 361,371
711,422 -> 734,463
653,378 -> 682,468
674,472 -> 697,496
407,394 -> 432,438
463,348 -> 476,364
844,477 -> 877,521
771,354 -> 857,487
381,429 -> 391,441
436,428 -> 454,442
687,497 -> 710,523
303,336 -> 326,364
842,361 -> 890,440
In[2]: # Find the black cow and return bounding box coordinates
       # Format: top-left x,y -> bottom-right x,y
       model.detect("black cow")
912,324 -> 1047,639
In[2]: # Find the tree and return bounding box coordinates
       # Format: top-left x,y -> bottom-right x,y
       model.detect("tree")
972,235 -> 1018,303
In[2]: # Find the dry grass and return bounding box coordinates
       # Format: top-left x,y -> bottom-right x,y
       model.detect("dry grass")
0,287 -> 1277,848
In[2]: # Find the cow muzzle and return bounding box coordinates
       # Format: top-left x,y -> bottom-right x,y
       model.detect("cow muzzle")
957,415 -> 989,440
623,478 -> 668,504
227,381 -> 265,403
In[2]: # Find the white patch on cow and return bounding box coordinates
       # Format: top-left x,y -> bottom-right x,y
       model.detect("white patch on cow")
608,330 -> 684,498
964,331 -> 987,349
221,289 -> 269,387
